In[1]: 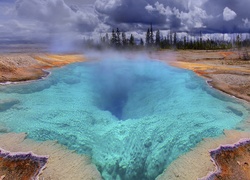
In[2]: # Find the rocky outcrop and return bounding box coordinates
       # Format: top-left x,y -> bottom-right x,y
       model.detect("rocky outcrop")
156,130 -> 250,180
0,149 -> 48,180
201,139 -> 250,180
0,133 -> 102,180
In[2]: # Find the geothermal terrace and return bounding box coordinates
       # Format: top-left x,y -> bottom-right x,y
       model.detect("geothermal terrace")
0,50 -> 250,179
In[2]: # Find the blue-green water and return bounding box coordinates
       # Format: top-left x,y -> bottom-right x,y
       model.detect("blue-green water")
0,57 -> 249,179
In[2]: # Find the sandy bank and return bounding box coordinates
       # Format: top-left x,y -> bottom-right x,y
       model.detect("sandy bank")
0,132 -> 102,180
0,53 -> 85,83
151,50 -> 250,102
156,130 -> 250,180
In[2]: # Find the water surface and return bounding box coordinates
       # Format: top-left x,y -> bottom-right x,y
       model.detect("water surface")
0,56 -> 249,179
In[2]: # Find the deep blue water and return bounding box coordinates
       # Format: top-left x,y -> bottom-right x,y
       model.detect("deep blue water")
0,56 -> 249,179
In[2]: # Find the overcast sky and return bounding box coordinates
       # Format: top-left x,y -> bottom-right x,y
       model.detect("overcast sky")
0,0 -> 250,43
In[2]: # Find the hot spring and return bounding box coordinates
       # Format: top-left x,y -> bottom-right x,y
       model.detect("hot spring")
0,56 -> 249,179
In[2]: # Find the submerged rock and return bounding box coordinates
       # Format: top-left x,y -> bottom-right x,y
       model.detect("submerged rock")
0,99 -> 20,112
227,106 -> 243,117
185,81 -> 198,90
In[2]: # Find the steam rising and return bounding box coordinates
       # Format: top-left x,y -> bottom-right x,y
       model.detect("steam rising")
0,54 -> 249,179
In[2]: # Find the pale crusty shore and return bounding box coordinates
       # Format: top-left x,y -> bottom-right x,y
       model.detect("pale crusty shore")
151,50 -> 250,102
0,132 -> 102,180
156,130 -> 250,180
0,53 -> 85,83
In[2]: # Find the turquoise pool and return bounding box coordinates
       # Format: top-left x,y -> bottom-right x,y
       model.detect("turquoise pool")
0,56 -> 249,179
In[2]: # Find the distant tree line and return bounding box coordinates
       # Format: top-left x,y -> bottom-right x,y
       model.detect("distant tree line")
99,28 -> 139,49
83,25 -> 250,54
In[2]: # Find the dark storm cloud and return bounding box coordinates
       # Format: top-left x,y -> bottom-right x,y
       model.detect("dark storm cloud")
95,0 -> 206,31
95,0 -> 250,33
96,0 -> 159,24
0,0 -> 250,44
201,0 -> 250,33
94,0 -> 188,30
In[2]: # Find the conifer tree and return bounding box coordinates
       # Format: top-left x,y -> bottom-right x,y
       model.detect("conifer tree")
100,35 -> 105,44
160,37 -> 168,49
155,30 -> 161,46
184,36 -> 187,49
140,38 -> 144,46
146,28 -> 150,46
150,23 -> 154,45
236,34 -> 241,50
199,31 -> 202,49
116,28 -> 121,46
170,32 -> 173,45
129,34 -> 135,46
111,29 -> 117,46
105,33 -> 109,45
173,32 -> 177,46
167,33 -> 170,46
122,32 -> 127,46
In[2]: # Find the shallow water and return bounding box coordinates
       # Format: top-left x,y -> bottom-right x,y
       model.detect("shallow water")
0,56 -> 249,179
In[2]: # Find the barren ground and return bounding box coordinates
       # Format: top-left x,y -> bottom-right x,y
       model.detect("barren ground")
151,49 -> 250,102
0,53 -> 85,83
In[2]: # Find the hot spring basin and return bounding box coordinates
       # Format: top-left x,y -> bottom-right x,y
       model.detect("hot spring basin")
0,56 -> 249,180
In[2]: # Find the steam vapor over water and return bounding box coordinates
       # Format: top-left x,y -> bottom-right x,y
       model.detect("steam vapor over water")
0,56 -> 249,179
